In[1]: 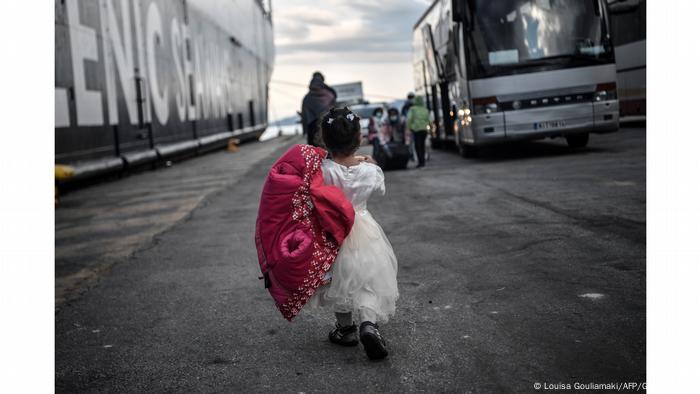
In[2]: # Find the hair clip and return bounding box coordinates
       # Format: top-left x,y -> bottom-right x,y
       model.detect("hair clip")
327,118 -> 335,124
346,113 -> 355,121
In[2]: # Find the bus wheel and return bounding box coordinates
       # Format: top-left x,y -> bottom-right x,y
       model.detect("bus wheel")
458,143 -> 478,158
566,133 -> 589,148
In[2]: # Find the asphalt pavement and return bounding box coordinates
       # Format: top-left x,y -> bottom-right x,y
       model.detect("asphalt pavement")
55,127 -> 646,393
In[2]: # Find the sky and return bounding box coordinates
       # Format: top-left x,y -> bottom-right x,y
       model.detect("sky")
268,0 -> 432,120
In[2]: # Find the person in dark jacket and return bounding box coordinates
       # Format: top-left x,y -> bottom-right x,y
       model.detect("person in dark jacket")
401,92 -> 415,118
301,72 -> 337,146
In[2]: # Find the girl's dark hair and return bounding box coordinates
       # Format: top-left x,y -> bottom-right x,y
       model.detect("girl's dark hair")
320,107 -> 361,156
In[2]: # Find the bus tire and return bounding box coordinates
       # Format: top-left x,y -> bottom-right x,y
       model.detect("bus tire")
566,133 -> 589,148
458,143 -> 478,158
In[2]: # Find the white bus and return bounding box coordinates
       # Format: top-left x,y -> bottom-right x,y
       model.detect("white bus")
413,0 -> 620,156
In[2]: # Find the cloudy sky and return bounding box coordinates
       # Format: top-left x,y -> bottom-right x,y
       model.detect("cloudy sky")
269,0 -> 432,120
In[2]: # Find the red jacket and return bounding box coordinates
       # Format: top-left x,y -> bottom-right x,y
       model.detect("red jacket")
254,144 -> 355,321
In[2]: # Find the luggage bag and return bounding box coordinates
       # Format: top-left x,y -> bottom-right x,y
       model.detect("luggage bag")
374,142 -> 410,170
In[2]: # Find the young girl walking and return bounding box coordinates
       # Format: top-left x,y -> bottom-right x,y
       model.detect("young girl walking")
307,107 -> 399,360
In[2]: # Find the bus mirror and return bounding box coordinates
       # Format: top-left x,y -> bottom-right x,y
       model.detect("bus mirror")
608,0 -> 641,14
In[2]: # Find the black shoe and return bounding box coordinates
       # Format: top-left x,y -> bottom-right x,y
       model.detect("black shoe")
328,323 -> 359,347
359,322 -> 388,360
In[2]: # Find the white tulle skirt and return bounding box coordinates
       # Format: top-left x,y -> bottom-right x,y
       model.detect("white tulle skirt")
308,210 -> 399,323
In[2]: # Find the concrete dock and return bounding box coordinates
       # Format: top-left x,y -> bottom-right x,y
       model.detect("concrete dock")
55,127 -> 645,392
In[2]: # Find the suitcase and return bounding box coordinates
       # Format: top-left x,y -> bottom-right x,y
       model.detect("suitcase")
373,141 -> 411,170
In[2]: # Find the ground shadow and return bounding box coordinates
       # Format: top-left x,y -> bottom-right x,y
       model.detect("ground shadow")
436,138 -> 617,163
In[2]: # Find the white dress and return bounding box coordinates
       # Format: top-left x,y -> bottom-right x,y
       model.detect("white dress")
307,159 -> 399,323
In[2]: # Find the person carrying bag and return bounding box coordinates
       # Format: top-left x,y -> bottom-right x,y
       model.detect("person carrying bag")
405,96 -> 430,168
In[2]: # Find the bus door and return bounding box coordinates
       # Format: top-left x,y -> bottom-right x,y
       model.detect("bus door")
429,84 -> 440,136
439,81 -> 453,139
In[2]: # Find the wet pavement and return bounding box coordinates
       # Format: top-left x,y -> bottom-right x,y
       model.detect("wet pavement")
55,127 -> 645,393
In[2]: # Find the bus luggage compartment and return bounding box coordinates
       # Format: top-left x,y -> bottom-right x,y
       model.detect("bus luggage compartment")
503,102 -> 594,138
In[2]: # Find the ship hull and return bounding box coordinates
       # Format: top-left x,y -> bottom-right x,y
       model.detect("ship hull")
55,0 -> 274,181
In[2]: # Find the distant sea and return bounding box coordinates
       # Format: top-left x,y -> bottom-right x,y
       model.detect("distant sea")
259,123 -> 303,141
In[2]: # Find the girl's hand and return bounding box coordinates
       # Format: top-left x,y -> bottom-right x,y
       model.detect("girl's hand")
355,155 -> 377,165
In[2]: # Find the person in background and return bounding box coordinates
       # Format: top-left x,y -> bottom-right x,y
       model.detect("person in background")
368,107 -> 386,157
385,107 -> 409,144
301,72 -> 337,146
406,96 -> 430,168
401,92 -> 415,118
401,93 -> 416,161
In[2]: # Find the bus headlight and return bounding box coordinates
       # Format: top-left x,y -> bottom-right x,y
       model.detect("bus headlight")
472,97 -> 501,115
458,107 -> 472,126
594,82 -> 617,101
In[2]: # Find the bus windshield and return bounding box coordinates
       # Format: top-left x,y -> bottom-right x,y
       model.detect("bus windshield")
467,0 -> 613,78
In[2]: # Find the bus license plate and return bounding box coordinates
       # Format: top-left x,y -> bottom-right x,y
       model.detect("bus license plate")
534,120 -> 565,130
